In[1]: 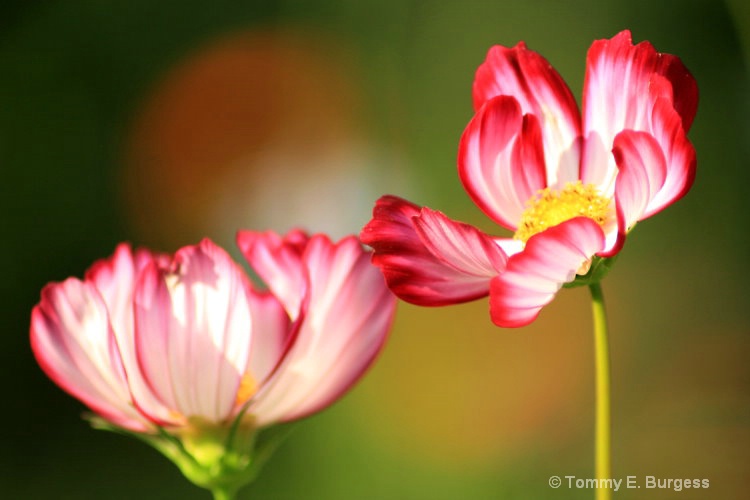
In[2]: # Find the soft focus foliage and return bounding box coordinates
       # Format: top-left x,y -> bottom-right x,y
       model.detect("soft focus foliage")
3,1 -> 749,499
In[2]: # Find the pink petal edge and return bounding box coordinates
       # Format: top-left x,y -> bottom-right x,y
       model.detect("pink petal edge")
248,234 -> 396,426
489,217 -> 606,327
458,95 -> 547,230
361,195 -> 504,306
134,238 -> 253,424
581,30 -> 698,193
472,41 -> 582,188
30,279 -> 149,431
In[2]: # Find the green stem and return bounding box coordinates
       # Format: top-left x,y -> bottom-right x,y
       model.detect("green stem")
212,488 -> 236,500
589,282 -> 611,500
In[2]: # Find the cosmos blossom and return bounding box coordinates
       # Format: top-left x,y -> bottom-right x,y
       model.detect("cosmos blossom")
361,30 -> 697,327
31,233 -> 395,432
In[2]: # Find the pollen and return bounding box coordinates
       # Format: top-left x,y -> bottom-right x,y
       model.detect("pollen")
168,409 -> 186,422
235,372 -> 258,407
514,181 -> 613,243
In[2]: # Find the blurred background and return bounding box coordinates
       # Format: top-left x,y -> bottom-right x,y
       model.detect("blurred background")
2,0 -> 748,498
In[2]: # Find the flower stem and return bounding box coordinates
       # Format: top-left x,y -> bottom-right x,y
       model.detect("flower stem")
212,488 -> 236,500
589,282 -> 611,500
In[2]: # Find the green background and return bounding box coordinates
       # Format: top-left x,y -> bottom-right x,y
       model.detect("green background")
2,1 -> 748,499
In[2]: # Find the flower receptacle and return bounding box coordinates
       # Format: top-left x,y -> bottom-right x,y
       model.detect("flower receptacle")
89,413 -> 294,499
564,255 -> 619,289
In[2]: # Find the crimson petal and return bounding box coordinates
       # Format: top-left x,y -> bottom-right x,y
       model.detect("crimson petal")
361,195 -> 506,306
490,218 -> 605,327
473,41 -> 582,188
458,96 -> 547,230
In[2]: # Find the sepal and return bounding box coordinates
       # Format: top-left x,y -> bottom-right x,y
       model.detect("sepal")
563,255 -> 619,288
87,411 -> 294,499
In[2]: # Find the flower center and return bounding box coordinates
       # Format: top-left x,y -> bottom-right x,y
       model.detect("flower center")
235,372 -> 258,407
514,181 -> 613,243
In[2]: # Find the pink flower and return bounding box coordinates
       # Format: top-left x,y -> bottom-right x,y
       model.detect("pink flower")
30,245 -> 168,431
31,234 -> 395,432
361,30 -> 697,327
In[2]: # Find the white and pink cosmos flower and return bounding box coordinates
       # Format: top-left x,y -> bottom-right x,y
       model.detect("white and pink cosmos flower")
31,233 -> 395,434
361,31 -> 697,327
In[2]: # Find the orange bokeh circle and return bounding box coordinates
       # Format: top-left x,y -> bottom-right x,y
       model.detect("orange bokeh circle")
121,28 -> 375,248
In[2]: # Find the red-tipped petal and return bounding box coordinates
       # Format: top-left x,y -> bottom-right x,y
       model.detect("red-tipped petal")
581,30 -> 698,192
414,207 -> 507,274
84,244 -> 176,425
85,244 -> 169,335
30,279 -> 148,431
134,239 -> 253,423
236,229 -> 309,321
473,42 -> 582,187
458,96 -> 547,230
361,195 -> 506,306
489,218 -> 605,327
609,130 -> 668,256
249,235 -> 395,425
245,291 -> 293,386
640,97 -> 696,218
85,244 -> 138,338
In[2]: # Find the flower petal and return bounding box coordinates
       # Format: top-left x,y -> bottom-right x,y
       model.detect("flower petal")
134,239 -> 253,423
30,279 -> 148,430
361,195 -> 506,306
640,96 -> 696,218
245,291 -> 293,386
85,244 -> 175,425
607,130 -> 668,256
85,244 -> 138,338
581,30 -> 698,193
458,96 -> 547,230
473,42 -> 582,188
236,229 -> 309,321
489,217 -> 605,327
495,237 -> 525,257
249,235 -> 395,425
413,206 -> 508,274
85,244 -> 169,337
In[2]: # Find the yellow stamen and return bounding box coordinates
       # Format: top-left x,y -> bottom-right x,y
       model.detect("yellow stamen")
168,409 -> 185,422
514,181 -> 613,243
235,372 -> 258,407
